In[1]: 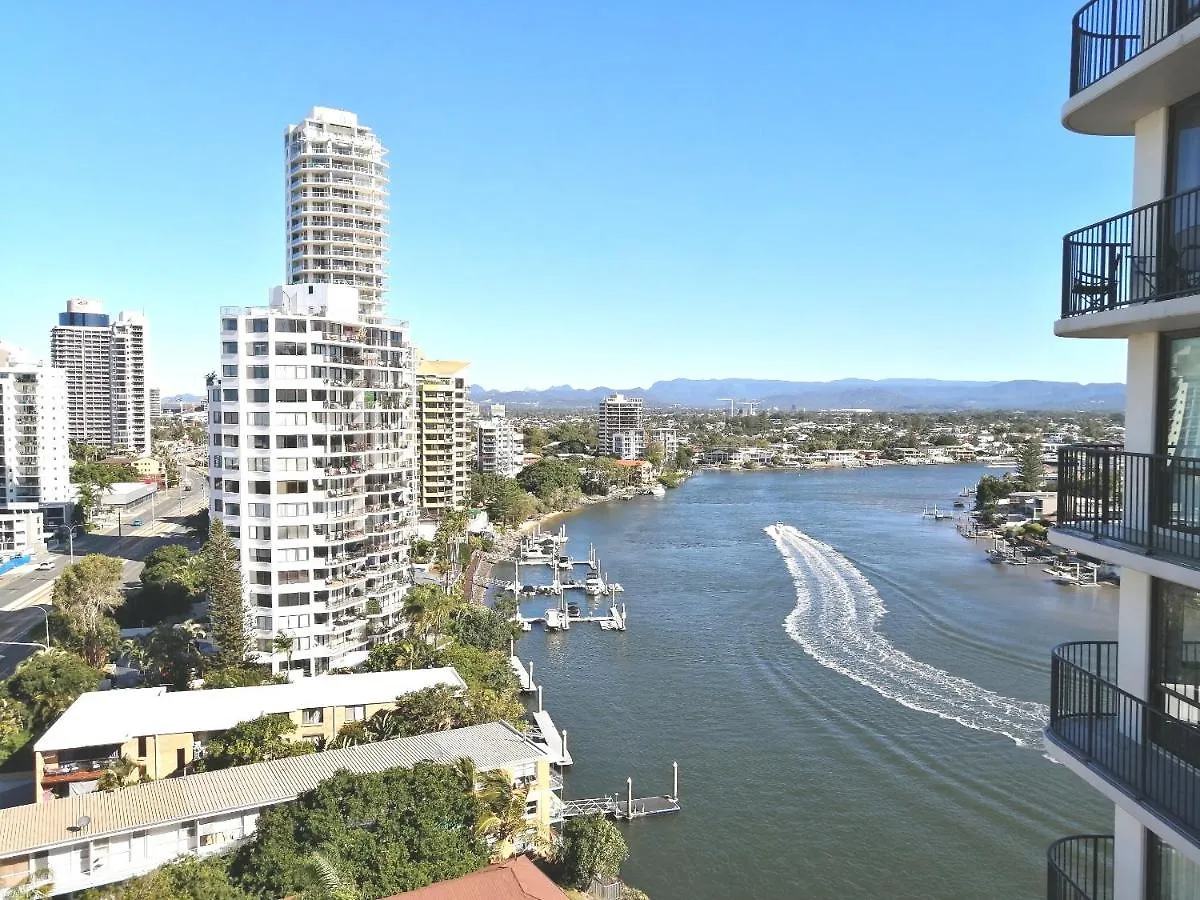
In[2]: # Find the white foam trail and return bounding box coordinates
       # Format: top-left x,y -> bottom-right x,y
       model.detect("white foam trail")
765,523 -> 1048,747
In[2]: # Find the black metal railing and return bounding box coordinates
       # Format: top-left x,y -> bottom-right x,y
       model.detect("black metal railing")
1070,0 -> 1200,95
1056,444 -> 1200,564
1063,186 -> 1200,318
1047,835 -> 1114,900
1049,641 -> 1200,839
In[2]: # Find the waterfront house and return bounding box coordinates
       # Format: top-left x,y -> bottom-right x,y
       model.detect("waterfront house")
0,722 -> 557,897
32,668 -> 466,802
1046,7 -> 1200,893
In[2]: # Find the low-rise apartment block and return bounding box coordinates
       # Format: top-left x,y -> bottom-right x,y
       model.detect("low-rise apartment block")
32,668 -> 465,802
2,722 -> 555,897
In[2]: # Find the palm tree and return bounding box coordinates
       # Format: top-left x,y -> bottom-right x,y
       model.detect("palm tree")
452,756 -> 478,793
476,770 -> 535,859
97,756 -> 139,792
274,631 -> 295,674
298,850 -> 360,900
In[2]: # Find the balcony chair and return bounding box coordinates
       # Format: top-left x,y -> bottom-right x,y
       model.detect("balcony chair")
1070,251 -> 1121,313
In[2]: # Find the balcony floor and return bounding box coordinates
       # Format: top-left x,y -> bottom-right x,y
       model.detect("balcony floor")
1048,715 -> 1200,842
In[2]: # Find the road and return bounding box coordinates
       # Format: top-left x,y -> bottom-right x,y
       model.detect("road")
0,468 -> 209,676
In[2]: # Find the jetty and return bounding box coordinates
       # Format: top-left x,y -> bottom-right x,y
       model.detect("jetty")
560,764 -> 681,821
518,603 -> 627,632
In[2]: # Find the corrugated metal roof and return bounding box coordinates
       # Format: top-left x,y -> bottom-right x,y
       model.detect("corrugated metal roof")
35,668 -> 467,752
0,723 -> 550,857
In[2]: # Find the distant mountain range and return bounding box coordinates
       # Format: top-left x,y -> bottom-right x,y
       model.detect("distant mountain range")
469,378 -> 1126,412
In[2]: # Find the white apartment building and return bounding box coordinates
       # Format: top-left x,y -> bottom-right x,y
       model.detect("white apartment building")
650,427 -> 680,464
417,359 -> 470,517
1047,9 -> 1200,896
476,405 -> 524,478
286,108 -> 388,323
598,393 -> 645,458
207,284 -> 418,675
148,388 -> 162,418
0,343 -> 71,551
50,299 -> 150,455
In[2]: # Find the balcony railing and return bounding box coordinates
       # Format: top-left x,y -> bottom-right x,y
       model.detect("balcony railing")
1070,0 -> 1200,95
1047,835 -> 1113,900
1056,443 -> 1200,566
1048,641 -> 1200,839
1062,186 -> 1200,318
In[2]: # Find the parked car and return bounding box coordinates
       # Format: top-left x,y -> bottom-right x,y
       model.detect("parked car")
35,561 -> 54,571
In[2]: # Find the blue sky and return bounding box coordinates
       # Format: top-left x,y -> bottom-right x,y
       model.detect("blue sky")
2,1 -> 1129,394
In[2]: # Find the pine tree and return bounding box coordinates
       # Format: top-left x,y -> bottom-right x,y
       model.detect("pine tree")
200,518 -> 252,669
1016,436 -> 1046,492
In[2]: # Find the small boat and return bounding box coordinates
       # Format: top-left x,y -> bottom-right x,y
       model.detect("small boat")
584,575 -> 605,596
649,483 -> 666,498
556,555 -> 572,570
520,620 -> 532,632
544,608 -> 564,631
952,499 -> 965,509
567,603 -> 581,617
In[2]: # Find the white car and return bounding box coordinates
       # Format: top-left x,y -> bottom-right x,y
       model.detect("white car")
36,561 -> 54,571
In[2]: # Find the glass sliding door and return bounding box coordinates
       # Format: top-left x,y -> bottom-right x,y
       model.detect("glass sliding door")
1148,831 -> 1200,898
1161,334 -> 1200,543
1151,581 -> 1200,769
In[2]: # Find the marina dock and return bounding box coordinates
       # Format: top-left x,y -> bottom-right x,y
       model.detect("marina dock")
530,708 -> 573,766
559,764 -> 681,821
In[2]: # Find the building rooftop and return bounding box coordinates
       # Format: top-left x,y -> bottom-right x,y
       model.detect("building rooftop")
418,359 -> 470,378
2,722 -> 551,856
386,856 -> 569,900
35,668 -> 467,752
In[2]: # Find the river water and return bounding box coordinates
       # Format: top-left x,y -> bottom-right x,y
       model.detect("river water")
504,465 -> 1118,900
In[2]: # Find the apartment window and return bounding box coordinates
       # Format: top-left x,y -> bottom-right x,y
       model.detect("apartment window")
285,614 -> 310,629
276,389 -> 308,403
256,616 -> 272,631
277,547 -> 310,562
277,457 -> 308,471
248,318 -> 268,333
248,480 -> 270,495
276,319 -> 308,333
276,525 -> 309,539
138,736 -> 148,757
1152,581 -> 1200,740
222,342 -> 238,355
278,570 -> 309,585
346,705 -> 366,722
278,592 -> 310,607
246,365 -> 270,379
250,548 -> 272,563
222,412 -> 239,424
249,412 -> 270,427
248,526 -> 271,540
222,389 -> 237,402
222,435 -> 239,448
1148,831 -> 1200,897
247,389 -> 269,403
275,412 -> 308,426
254,593 -> 272,607
247,341 -> 269,356
224,502 -> 240,516
248,503 -> 270,517
247,457 -> 271,472
221,317 -> 238,332
211,412 -> 221,424
276,503 -> 309,517
275,342 -> 307,357
257,639 -> 274,653
275,365 -> 306,379
250,571 -> 272,586
276,434 -> 308,448
252,435 -> 270,449
222,365 -> 237,377
302,708 -> 324,725
227,526 -> 240,538
276,480 -> 308,495
211,455 -> 222,469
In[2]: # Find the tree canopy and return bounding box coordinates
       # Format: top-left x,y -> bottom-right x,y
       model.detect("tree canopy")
557,814 -> 629,889
197,714 -> 315,772
50,554 -> 126,667
6,651 -> 102,734
229,764 -> 489,899
448,605 -> 519,653
199,519 -> 252,669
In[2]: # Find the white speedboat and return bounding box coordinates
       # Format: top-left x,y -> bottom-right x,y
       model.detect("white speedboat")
584,575 -> 605,596
544,608 -> 563,631
556,555 -> 572,570
649,483 -> 666,498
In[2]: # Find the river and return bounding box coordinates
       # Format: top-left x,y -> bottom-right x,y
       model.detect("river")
503,465 -> 1118,900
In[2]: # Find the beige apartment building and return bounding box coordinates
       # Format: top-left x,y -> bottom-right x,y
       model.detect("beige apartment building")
32,668 -> 464,802
417,359 -> 470,517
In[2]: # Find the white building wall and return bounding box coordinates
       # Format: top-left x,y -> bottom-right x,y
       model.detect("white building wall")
207,284 -> 417,675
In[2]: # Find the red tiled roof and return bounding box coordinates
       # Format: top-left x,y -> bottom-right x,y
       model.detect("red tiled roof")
612,459 -> 649,467
383,856 -> 569,900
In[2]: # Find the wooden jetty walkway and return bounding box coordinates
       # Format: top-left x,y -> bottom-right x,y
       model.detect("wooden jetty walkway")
559,764 -> 681,821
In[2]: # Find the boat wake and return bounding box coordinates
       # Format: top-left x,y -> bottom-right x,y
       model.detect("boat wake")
765,524 -> 1048,747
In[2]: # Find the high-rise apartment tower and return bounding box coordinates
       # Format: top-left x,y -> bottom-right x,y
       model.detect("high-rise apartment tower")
285,108 -> 388,323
